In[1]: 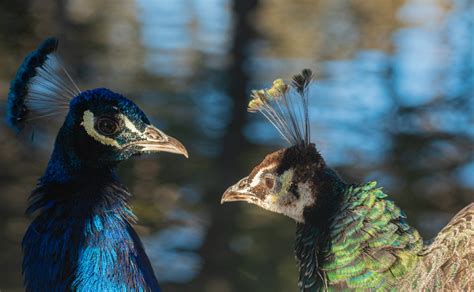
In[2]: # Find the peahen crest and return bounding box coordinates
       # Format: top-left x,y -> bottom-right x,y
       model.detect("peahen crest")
248,69 -> 313,147
6,37 -> 80,133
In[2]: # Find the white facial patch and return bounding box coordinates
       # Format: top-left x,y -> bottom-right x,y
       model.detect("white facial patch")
81,110 -> 120,147
261,180 -> 314,223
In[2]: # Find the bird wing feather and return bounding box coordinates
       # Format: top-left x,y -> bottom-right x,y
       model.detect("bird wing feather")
401,203 -> 474,290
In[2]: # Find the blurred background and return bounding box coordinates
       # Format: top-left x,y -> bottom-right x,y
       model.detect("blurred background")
0,0 -> 472,291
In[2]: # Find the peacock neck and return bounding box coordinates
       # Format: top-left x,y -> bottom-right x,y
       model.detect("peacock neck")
42,119 -> 120,184
295,181 -> 423,291
23,167 -> 160,290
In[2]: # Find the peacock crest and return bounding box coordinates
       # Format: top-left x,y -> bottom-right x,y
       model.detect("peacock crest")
7,37 -> 80,133
247,69 -> 313,147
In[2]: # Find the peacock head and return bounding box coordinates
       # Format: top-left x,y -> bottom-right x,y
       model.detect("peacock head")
61,88 -> 188,165
222,144 -> 325,222
6,37 -> 187,171
221,69 -> 327,223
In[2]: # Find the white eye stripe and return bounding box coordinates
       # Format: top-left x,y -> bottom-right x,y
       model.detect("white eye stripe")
82,110 -> 120,147
249,164 -> 277,188
120,114 -> 143,135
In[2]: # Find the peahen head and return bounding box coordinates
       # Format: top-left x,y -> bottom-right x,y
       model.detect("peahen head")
6,37 -> 187,179
221,69 -> 337,223
222,144 -> 325,222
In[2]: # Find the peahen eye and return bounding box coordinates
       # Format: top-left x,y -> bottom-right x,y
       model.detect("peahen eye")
264,176 -> 275,189
96,116 -> 120,136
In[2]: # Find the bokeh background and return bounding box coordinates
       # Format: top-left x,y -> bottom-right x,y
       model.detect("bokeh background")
0,0 -> 472,291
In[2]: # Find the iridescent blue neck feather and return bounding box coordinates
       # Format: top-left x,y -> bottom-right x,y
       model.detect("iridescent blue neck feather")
22,129 -> 161,291
22,155 -> 159,291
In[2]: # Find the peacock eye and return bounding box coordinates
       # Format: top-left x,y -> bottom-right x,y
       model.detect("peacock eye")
96,116 -> 120,136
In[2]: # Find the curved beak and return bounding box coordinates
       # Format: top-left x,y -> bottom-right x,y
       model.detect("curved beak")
134,125 -> 188,158
221,177 -> 259,204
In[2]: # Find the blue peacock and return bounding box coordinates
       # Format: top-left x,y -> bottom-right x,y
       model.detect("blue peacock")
6,37 -> 188,291
222,70 -> 473,291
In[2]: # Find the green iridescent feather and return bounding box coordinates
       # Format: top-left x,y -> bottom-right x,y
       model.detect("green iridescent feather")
295,181 -> 474,291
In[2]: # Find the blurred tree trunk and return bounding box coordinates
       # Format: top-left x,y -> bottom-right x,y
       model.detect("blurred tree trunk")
185,0 -> 259,291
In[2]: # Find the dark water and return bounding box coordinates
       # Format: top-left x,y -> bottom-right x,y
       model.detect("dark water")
0,0 -> 472,291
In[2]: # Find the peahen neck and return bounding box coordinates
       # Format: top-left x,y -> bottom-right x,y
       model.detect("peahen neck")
22,128 -> 160,291
295,173 -> 423,291
294,167 -> 346,291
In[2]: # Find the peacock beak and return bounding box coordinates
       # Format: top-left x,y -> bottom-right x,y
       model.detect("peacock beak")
133,125 -> 189,158
221,177 -> 260,204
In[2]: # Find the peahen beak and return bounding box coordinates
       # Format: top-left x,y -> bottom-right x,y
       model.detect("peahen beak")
221,177 -> 260,204
133,125 -> 188,158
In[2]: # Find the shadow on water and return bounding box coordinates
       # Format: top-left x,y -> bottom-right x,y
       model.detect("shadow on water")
0,0 -> 472,291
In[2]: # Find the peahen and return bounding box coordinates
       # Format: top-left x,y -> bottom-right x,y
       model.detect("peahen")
6,37 -> 188,291
221,69 -> 473,291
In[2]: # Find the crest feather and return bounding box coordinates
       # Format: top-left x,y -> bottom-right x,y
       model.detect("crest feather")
6,37 -> 80,132
248,69 -> 313,146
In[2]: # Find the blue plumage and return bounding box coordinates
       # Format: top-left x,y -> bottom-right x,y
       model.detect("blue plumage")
7,38 -> 188,291
23,177 -> 160,291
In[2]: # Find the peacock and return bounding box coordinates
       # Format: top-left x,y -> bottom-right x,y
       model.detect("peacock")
221,69 -> 474,291
6,37 -> 188,291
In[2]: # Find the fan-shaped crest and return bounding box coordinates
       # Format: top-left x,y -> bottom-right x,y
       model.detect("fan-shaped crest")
6,37 -> 80,133
248,69 -> 313,147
